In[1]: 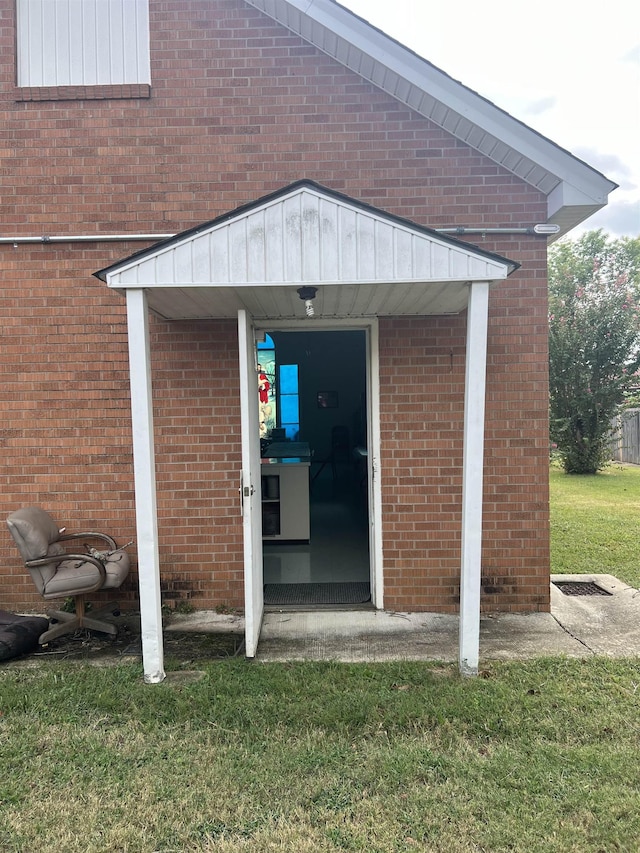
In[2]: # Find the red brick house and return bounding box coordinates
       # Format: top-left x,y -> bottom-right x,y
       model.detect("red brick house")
0,0 -> 615,680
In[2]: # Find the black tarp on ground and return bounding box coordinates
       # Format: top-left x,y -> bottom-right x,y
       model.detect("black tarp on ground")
0,610 -> 49,661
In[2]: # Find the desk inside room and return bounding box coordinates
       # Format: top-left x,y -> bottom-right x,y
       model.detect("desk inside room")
261,442 -> 311,541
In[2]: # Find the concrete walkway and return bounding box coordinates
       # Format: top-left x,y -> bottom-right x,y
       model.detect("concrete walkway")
169,574 -> 640,664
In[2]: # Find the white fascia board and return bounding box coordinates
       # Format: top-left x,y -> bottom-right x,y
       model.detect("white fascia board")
547,180 -> 610,219
253,0 -> 616,207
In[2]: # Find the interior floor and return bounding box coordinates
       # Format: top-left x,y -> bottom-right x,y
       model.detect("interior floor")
263,466 -> 369,586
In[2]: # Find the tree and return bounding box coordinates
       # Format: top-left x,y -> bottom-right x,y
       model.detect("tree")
548,230 -> 640,474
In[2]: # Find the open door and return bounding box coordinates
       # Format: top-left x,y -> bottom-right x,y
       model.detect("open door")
238,309 -> 264,657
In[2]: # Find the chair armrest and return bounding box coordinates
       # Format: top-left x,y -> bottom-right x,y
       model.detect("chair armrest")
59,531 -> 118,550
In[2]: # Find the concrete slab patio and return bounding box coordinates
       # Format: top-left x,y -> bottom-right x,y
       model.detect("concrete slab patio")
5,573 -> 636,670
167,574 -> 640,664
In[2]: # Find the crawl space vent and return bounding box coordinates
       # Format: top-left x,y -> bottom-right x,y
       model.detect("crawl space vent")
553,581 -> 612,597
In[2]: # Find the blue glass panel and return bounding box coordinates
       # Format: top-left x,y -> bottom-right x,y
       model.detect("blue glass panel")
280,396 -> 299,423
284,425 -> 298,440
279,364 -> 298,395
257,334 -> 274,350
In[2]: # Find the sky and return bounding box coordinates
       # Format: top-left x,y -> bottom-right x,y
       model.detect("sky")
339,0 -> 640,240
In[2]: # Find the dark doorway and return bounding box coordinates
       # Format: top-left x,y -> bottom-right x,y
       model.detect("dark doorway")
260,329 -> 370,606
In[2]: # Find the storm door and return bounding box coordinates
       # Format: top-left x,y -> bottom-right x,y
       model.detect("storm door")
238,309 -> 264,657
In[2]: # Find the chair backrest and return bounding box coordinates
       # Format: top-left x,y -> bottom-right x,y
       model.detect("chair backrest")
6,507 -> 66,594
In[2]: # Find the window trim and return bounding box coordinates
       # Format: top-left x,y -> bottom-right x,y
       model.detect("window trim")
14,83 -> 151,102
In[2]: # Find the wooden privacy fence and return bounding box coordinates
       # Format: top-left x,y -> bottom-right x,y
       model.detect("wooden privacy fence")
611,408 -> 640,464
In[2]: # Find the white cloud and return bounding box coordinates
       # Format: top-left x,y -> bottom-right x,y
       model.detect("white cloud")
623,45 -> 640,63
524,97 -> 557,117
572,149 -> 634,185
571,199 -> 640,239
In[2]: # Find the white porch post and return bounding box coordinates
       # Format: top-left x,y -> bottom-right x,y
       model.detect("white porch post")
126,288 -> 165,684
459,281 -> 490,676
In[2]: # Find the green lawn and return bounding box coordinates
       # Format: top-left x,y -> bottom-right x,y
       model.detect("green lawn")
1,467 -> 640,852
1,658 -> 640,852
550,463 -> 640,588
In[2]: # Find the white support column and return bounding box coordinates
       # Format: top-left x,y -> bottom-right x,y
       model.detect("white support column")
126,288 -> 165,684
459,281 -> 490,676
367,319 -> 384,610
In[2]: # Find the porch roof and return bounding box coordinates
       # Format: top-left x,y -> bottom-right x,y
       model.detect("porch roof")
95,181 -> 518,321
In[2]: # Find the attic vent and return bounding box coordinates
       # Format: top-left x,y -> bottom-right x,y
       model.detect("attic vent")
553,581 -> 612,597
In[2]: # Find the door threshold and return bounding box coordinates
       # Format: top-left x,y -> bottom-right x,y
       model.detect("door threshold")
264,603 -> 375,613
264,580 -> 371,607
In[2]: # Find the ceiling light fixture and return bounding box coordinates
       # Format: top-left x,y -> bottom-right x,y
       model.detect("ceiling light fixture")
297,286 -> 318,318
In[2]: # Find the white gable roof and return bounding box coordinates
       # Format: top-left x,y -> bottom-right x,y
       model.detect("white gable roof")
245,0 -> 616,238
96,181 -> 518,320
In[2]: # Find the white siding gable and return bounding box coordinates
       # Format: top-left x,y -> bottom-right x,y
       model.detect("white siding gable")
111,186 -> 512,289
17,0 -> 150,87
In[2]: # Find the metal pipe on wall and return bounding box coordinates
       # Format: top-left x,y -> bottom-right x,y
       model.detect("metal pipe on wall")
0,234 -> 175,245
436,225 -> 560,236
0,223 -> 559,246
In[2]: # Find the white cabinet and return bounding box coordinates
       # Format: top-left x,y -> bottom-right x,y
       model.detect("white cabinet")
261,461 -> 310,541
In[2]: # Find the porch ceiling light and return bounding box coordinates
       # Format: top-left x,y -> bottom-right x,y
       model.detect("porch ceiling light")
297,286 -> 318,318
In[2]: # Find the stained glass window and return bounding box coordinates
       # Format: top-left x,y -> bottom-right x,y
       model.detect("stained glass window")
257,335 -> 276,439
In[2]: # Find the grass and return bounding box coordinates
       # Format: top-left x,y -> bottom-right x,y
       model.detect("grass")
550,462 -> 640,588
1,465 -> 640,851
1,658 -> 640,852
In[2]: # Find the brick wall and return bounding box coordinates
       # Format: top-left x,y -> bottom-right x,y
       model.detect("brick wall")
151,319 -> 244,610
379,314 -> 467,611
380,241 -> 550,613
0,0 -> 550,613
